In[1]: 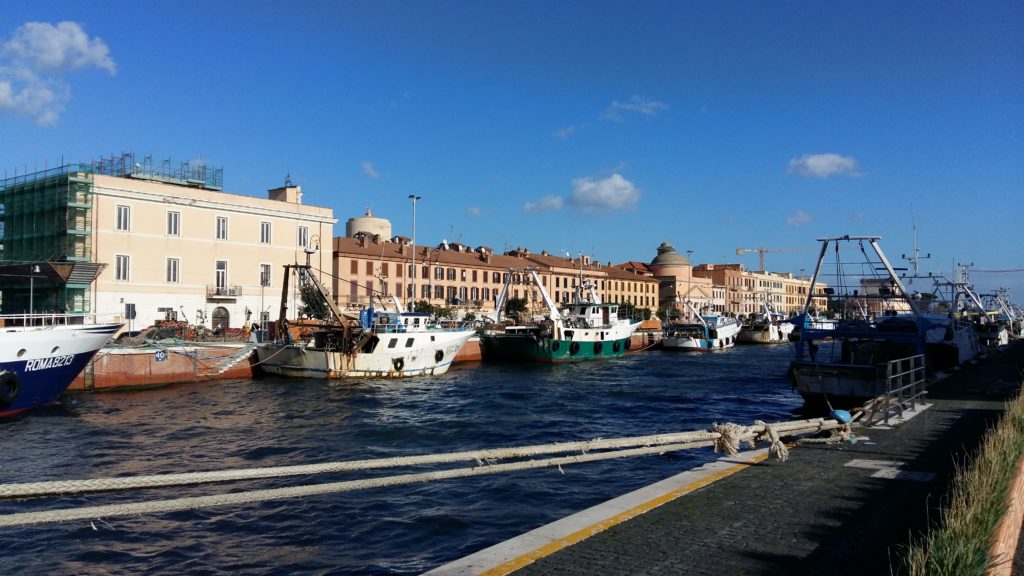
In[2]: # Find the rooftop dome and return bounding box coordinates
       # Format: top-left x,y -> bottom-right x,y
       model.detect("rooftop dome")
650,242 -> 691,267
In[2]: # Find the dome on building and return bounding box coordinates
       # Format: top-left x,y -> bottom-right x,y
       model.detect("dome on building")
650,242 -> 691,268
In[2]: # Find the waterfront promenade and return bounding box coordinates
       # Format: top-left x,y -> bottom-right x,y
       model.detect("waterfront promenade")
432,341 -> 1024,575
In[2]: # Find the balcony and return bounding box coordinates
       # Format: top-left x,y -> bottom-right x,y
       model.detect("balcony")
206,285 -> 242,300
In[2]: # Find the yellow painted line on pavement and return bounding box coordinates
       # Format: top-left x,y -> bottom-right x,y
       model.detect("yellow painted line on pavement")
479,451 -> 772,576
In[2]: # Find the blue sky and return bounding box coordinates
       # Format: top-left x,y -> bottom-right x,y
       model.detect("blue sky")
2,1 -> 1022,298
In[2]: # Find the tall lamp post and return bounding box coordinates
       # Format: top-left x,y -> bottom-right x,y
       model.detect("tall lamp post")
408,195 -> 421,310
29,264 -> 40,318
686,250 -> 694,320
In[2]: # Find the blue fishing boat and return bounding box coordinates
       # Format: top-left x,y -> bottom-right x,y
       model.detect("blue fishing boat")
789,235 -> 926,408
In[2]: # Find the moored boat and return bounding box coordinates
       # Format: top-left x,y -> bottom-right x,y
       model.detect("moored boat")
789,235 -> 927,408
0,314 -> 122,417
663,302 -> 742,351
479,267 -> 640,362
254,264 -> 474,378
737,297 -> 794,344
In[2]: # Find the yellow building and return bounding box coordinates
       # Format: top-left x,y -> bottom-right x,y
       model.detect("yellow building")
1,154 -> 337,333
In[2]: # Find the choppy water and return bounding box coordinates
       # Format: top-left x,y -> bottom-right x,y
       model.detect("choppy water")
0,345 -> 800,575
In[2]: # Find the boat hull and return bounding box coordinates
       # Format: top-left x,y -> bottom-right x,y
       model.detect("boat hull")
479,333 -> 632,363
0,322 -> 123,417
663,320 -> 742,352
789,360 -> 883,408
255,329 -> 473,379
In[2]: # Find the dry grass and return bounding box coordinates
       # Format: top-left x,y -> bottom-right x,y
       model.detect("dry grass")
903,383 -> 1024,576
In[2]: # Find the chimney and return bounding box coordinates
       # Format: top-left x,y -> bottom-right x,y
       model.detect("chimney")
267,184 -> 302,204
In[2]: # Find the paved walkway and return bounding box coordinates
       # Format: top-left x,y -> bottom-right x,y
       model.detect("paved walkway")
432,341 -> 1024,575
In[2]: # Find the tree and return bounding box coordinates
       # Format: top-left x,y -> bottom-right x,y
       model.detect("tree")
504,297 -> 528,321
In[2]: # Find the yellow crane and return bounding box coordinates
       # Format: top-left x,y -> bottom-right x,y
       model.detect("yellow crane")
735,247 -> 816,272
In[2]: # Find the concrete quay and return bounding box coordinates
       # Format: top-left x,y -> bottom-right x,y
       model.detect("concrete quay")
431,341 -> 1024,576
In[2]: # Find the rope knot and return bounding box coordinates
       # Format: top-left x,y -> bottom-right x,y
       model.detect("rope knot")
712,422 -> 747,456
754,420 -> 789,462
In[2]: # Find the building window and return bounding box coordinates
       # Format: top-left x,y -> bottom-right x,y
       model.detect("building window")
434,267 -> 444,280
365,280 -> 374,297
482,287 -> 490,301
260,221 -> 272,244
166,258 -> 179,283
434,285 -> 444,299
216,216 -> 228,240
493,272 -> 501,283
447,268 -> 456,280
366,261 -> 373,275
166,211 -> 180,236
215,260 -> 228,292
297,225 -> 308,248
116,205 -> 130,231
382,263 -> 389,277
472,270 -> 478,282
260,264 -> 272,287
115,254 -> 130,281
351,260 -> 358,274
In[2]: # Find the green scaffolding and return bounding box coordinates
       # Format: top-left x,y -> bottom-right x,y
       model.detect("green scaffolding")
0,164 -> 96,314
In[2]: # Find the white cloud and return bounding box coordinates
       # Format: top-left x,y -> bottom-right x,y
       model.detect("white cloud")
0,21 -> 115,125
466,207 -> 482,217
786,209 -> 814,228
553,123 -> 588,139
568,173 -> 641,213
3,21 -> 115,73
360,161 -> 379,179
787,153 -> 860,178
523,196 -> 564,214
601,95 -> 669,122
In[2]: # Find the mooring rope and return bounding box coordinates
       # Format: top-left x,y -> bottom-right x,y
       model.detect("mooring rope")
0,418 -> 838,500
0,418 -> 849,528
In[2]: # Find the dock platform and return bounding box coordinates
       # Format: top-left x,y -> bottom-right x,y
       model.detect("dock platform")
430,341 -> 1024,575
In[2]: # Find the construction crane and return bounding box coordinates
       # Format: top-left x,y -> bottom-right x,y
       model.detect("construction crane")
735,247 -> 816,272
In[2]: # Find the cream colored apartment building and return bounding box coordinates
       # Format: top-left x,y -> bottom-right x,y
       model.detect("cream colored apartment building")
94,174 -> 336,332
0,155 -> 336,333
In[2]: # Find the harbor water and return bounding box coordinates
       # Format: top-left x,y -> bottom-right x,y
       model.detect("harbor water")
0,345 -> 800,575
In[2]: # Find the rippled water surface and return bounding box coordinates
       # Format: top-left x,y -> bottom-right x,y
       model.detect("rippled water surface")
0,345 -> 801,575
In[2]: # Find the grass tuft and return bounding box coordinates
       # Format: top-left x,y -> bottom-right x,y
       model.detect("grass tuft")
903,382 -> 1024,576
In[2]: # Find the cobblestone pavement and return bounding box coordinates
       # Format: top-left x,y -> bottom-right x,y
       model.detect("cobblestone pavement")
514,342 -> 1024,576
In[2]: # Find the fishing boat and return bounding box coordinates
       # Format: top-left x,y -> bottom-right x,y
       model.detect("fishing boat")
662,302 -> 742,351
911,276 -> 981,370
789,235 -> 928,408
0,314 -> 122,417
479,267 -> 640,362
737,297 -> 794,344
254,264 -> 474,378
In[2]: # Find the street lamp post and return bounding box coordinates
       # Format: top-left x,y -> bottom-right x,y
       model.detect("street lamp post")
686,250 -> 694,319
29,264 -> 40,319
408,195 -> 421,310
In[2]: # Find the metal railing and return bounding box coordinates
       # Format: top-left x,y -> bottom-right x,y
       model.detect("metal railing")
206,285 -> 242,298
869,354 -> 927,426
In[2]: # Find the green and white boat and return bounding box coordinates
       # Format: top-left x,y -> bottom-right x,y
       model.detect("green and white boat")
480,267 -> 640,363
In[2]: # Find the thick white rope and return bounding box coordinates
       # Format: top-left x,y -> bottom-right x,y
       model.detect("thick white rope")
0,419 -> 847,528
0,418 -> 836,499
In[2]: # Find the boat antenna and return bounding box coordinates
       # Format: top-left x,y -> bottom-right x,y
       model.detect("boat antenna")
901,208 -> 930,284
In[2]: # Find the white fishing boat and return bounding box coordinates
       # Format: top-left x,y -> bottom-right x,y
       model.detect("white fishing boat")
0,314 -> 122,417
480,267 -> 640,362
737,297 -> 794,344
255,264 -> 474,378
663,302 -> 742,351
